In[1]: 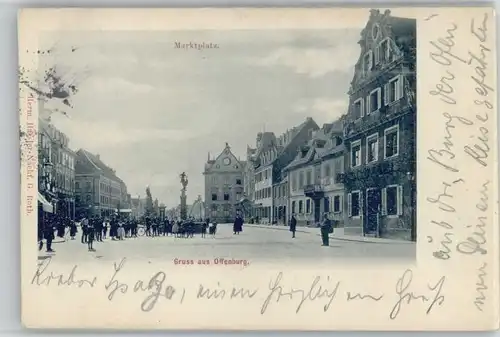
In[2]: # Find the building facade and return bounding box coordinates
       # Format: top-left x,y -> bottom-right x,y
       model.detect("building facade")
74,149 -> 129,218
340,9 -> 416,240
272,178 -> 288,225
285,121 -> 345,227
203,143 -> 245,223
250,117 -> 319,224
38,119 -> 76,220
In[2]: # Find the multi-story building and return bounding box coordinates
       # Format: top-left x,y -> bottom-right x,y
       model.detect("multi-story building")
203,143 -> 245,223
38,119 -> 76,219
285,120 -> 345,226
74,149 -> 129,218
340,9 -> 416,240
272,178 -> 288,225
242,132 -> 277,222
250,117 -> 319,224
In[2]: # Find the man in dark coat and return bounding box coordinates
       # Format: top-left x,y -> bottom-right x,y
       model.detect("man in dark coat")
44,218 -> 55,253
320,213 -> 331,246
81,217 -> 89,244
289,214 -> 297,238
233,215 -> 243,235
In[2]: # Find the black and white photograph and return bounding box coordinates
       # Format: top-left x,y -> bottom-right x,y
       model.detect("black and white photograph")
19,7 -> 497,331
32,9 -> 416,266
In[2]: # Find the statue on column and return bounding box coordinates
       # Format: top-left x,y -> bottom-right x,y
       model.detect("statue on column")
179,172 -> 188,220
180,172 -> 188,191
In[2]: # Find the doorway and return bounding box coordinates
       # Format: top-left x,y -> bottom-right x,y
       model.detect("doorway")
314,199 -> 321,223
365,188 -> 381,235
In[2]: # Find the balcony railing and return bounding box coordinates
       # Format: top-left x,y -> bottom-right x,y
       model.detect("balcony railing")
303,184 -> 323,193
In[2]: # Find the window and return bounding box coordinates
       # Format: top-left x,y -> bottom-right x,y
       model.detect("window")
385,75 -> 403,104
366,133 -> 379,163
299,171 -> 304,189
224,193 -> 230,201
75,182 -> 80,189
211,194 -> 217,201
379,38 -> 391,63
212,176 -> 217,184
382,185 -> 403,216
236,179 -> 242,185
348,191 -> 361,217
306,170 -> 312,185
351,140 -> 361,167
291,172 -> 297,191
324,197 -> 330,212
86,194 -> 91,203
86,181 -> 91,190
384,125 -> 399,158
298,200 -> 303,213
367,88 -> 381,114
306,199 -> 311,213
292,201 -> 296,214
353,98 -> 364,119
333,195 -> 341,213
324,163 -> 331,177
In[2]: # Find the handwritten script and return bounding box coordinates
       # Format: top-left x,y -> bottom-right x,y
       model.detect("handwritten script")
425,12 -> 493,315
32,259 -> 447,320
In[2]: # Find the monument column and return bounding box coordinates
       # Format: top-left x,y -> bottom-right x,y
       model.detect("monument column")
180,172 -> 188,221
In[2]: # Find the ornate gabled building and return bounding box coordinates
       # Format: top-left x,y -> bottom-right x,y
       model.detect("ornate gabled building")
249,117 -> 319,224
203,143 -> 246,223
340,9 -> 416,240
284,119 -> 346,227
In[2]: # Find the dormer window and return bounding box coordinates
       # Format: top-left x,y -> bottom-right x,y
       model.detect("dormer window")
377,38 -> 397,64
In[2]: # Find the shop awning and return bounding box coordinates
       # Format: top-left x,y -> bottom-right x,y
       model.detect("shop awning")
119,209 -> 132,213
37,192 -> 53,213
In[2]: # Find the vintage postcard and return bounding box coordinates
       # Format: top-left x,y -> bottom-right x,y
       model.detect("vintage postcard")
19,7 -> 498,330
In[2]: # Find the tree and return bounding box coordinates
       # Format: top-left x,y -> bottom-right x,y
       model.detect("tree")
145,186 -> 154,216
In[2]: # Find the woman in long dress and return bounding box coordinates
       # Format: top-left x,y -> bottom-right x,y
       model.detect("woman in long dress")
172,221 -> 179,238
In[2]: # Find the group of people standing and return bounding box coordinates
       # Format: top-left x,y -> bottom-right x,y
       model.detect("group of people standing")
288,213 -> 334,246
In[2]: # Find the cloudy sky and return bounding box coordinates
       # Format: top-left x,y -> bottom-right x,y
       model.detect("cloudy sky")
38,26 -> 364,207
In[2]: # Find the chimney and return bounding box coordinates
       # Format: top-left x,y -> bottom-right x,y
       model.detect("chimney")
96,154 -> 100,159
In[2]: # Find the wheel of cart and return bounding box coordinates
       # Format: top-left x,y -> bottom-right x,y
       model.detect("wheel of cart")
137,226 -> 146,236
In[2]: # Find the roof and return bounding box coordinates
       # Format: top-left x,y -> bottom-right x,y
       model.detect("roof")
284,119 -> 345,171
76,149 -> 124,183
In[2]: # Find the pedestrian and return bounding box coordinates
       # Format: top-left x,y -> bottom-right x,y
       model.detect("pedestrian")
81,217 -> 89,244
70,219 -> 77,240
289,214 -> 297,238
172,221 -> 179,238
87,218 -> 95,251
44,219 -> 55,253
95,217 -> 102,242
233,215 -> 243,235
102,219 -> 108,239
320,213 -> 331,247
201,219 -> 208,238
